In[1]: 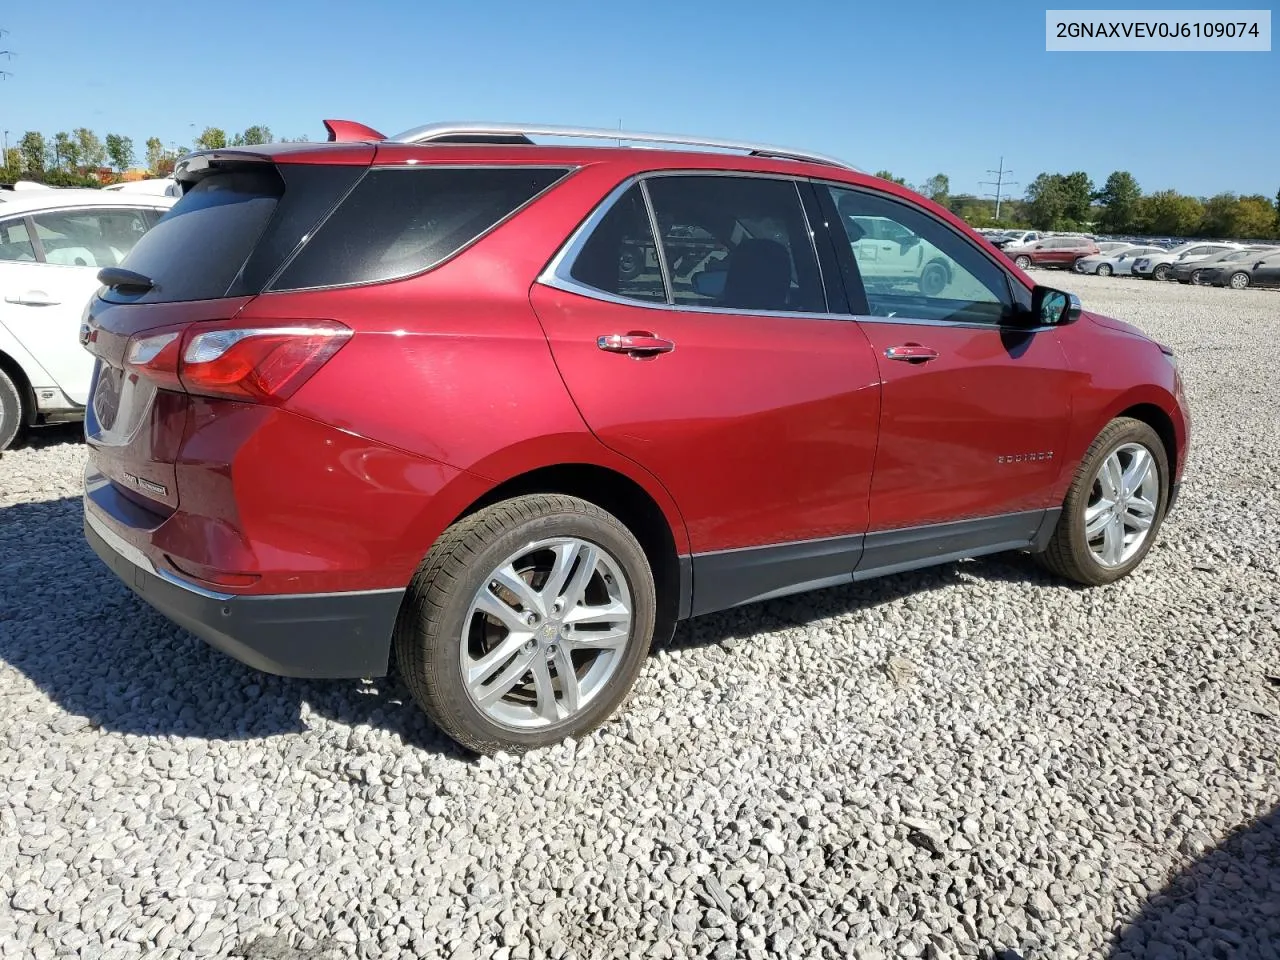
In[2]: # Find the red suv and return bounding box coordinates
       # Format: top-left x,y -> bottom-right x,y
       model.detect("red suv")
1006,236 -> 1101,271
82,120 -> 1190,754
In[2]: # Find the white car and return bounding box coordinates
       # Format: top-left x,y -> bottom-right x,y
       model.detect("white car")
847,214 -> 956,296
1131,242 -> 1241,281
102,178 -> 183,198
1073,244 -> 1169,277
0,190 -> 176,448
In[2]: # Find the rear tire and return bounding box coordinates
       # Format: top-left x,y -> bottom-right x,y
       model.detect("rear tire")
394,494 -> 657,755
1096,263 -> 1113,277
1037,418 -> 1169,587
0,368 -> 25,452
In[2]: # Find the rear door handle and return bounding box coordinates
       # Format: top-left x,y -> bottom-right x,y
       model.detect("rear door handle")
5,291 -> 61,306
885,343 -> 939,363
597,333 -> 675,357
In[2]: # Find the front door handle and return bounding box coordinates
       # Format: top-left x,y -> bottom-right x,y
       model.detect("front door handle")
597,332 -> 675,358
5,291 -> 61,306
885,343 -> 939,363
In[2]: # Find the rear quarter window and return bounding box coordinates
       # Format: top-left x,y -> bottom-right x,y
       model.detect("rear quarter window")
269,166 -> 572,291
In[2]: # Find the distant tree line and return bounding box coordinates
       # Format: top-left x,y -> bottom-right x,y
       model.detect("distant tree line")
874,168 -> 1280,241
1,125 -> 312,186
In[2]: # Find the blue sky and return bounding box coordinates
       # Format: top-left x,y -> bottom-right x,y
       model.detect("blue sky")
1,0 -> 1275,197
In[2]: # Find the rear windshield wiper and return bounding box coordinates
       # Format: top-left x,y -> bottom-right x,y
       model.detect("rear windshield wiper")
98,267 -> 155,292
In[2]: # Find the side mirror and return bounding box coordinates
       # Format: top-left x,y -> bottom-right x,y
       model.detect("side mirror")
900,235 -> 921,251
1030,285 -> 1082,327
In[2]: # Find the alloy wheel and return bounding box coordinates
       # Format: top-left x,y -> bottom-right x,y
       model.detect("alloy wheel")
1097,264 -> 1112,277
1229,272 -> 1250,290
460,537 -> 633,728
1085,443 -> 1159,568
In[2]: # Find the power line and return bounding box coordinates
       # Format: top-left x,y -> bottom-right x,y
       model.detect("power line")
979,156 -> 1018,220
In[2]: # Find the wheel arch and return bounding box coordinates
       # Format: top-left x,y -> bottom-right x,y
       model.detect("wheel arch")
453,462 -> 690,641
1115,402 -> 1178,483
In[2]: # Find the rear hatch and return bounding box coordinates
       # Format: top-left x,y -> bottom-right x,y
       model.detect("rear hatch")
83,148 -> 373,520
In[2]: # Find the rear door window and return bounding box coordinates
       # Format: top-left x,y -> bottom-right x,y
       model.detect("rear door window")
643,175 -> 827,313
270,166 -> 572,291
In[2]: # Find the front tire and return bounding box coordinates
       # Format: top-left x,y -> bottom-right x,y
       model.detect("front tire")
1096,263 -> 1113,277
1152,263 -> 1171,281
1037,418 -> 1169,586
1014,255 -> 1032,270
0,367 -> 26,452
1228,271 -> 1251,290
918,260 -> 949,297
394,494 -> 657,754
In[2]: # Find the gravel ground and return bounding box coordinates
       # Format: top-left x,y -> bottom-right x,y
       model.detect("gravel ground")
2,273 -> 1278,960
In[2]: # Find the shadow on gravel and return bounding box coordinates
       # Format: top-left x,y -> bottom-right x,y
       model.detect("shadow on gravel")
10,421 -> 84,450
0,495 -> 466,759
1108,804 -> 1280,959
2,492 -> 1058,753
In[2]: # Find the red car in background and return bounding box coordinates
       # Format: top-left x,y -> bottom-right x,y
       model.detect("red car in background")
81,120 -> 1190,754
1006,236 -> 1102,270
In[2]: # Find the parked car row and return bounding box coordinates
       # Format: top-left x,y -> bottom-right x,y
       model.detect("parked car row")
1073,239 -> 1280,289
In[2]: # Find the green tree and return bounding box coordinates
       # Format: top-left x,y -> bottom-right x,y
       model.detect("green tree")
873,170 -> 907,186
1061,171 -> 1094,224
1138,190 -> 1204,236
18,131 -> 46,174
1025,173 -> 1067,229
1231,195 -> 1278,240
1096,171 -> 1142,233
52,131 -> 78,171
104,133 -> 134,173
195,126 -> 227,150
145,137 -> 165,174
1200,193 -> 1240,238
73,128 -> 106,169
232,125 -> 272,146
920,173 -> 950,204
1,147 -> 21,181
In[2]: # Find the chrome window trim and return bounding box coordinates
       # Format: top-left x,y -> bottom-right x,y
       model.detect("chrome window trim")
852,314 -> 1056,334
266,163 -> 580,295
537,171 -> 844,321
637,179 -> 673,304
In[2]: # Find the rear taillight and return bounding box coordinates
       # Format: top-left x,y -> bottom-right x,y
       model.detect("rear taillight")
123,320 -> 351,404
125,331 -> 183,390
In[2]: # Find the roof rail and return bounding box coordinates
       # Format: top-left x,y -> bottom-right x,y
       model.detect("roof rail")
388,121 -> 858,171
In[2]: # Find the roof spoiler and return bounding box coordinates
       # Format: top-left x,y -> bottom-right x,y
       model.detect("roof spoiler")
323,119 -> 386,142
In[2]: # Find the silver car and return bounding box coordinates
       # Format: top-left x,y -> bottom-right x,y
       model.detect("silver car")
1073,245 -> 1167,277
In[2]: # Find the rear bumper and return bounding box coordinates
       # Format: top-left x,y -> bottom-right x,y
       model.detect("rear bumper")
85,508 -> 402,679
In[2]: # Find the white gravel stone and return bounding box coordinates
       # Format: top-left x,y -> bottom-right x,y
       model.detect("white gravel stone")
1,275 -> 1278,959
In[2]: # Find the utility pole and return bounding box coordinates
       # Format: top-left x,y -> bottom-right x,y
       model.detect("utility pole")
1,29 -> 14,80
980,156 -> 1018,221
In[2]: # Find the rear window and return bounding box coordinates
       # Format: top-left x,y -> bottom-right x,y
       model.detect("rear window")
110,167 -> 283,303
269,166 -> 572,291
